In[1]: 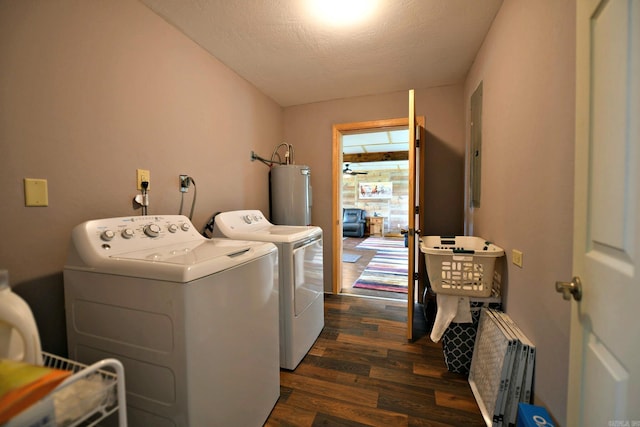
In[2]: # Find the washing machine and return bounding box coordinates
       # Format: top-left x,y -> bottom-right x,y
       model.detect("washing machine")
63,215 -> 279,427
213,210 -> 324,370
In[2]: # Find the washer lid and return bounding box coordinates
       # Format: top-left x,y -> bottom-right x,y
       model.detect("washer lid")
67,237 -> 276,282
114,238 -> 253,264
219,225 -> 322,243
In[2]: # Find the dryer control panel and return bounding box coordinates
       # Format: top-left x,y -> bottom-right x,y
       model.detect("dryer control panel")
215,210 -> 270,232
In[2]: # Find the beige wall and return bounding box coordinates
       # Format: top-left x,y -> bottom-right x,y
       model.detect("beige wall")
464,0 -> 575,423
0,0 -> 283,354
284,86 -> 467,291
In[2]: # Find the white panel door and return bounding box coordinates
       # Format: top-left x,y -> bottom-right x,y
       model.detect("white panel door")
567,1 -> 640,425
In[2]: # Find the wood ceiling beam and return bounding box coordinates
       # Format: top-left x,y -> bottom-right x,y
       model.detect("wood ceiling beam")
343,151 -> 409,163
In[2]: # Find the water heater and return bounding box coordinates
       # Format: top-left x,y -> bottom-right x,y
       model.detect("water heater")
270,164 -> 312,225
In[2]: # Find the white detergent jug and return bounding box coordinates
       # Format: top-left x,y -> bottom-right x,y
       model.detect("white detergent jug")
0,270 -> 43,365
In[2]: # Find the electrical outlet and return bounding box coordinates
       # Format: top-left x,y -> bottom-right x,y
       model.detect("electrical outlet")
137,169 -> 150,190
179,174 -> 189,192
512,249 -> 523,268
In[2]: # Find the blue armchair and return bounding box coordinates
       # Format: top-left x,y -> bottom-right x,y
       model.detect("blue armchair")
342,208 -> 366,237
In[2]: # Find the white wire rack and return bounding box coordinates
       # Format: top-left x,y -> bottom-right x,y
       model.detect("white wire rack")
4,352 -> 127,427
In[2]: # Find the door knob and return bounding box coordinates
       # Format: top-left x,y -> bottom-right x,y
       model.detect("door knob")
555,276 -> 582,301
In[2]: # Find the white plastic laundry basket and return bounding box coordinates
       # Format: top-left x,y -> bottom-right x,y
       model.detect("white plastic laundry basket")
420,236 -> 504,297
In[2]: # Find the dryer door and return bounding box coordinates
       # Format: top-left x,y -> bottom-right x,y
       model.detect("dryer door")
292,237 -> 323,316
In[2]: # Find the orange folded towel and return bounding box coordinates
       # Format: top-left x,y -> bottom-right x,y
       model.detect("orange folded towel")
0,358 -> 71,423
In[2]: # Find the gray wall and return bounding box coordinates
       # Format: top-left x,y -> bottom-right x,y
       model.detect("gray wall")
464,0 -> 575,423
0,0 -> 283,355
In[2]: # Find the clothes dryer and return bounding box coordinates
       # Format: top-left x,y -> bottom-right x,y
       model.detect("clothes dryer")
213,210 -> 324,370
64,215 -> 279,427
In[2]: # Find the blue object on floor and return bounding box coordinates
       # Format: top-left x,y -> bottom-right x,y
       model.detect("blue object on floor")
517,403 -> 555,427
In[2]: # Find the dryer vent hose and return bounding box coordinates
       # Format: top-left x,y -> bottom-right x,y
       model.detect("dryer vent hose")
202,212 -> 220,238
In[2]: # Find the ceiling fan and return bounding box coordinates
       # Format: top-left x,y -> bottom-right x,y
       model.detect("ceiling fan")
343,164 -> 368,175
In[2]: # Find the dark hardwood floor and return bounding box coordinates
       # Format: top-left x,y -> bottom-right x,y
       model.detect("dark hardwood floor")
264,294 -> 485,426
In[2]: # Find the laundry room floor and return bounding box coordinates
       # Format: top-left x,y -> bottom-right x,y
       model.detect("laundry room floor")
265,293 -> 484,426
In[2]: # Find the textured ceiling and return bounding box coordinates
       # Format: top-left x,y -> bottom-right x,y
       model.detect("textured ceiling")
140,0 -> 503,107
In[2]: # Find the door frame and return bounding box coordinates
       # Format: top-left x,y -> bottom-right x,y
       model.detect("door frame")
332,118 -> 410,295
331,116 -> 426,298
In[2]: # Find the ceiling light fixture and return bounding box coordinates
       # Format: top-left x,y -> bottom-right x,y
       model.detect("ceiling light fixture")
307,0 -> 379,27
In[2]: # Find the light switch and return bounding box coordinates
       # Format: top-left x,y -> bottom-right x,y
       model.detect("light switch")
24,178 -> 49,207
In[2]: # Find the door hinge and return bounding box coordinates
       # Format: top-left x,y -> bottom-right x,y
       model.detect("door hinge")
414,206 -> 419,215
415,125 -> 420,147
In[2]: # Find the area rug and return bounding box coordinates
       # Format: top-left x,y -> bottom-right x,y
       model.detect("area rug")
353,237 -> 408,293
342,253 -> 362,263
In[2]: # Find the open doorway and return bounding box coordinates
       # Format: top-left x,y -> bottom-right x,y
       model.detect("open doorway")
332,119 -> 410,301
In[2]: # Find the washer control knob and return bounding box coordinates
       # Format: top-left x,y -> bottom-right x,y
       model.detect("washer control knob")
180,222 -> 190,231
100,230 -> 115,241
144,223 -> 161,238
121,228 -> 135,239
168,224 -> 179,233
243,215 -> 252,224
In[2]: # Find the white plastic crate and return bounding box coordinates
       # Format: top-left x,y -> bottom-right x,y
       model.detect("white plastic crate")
420,236 -> 504,297
3,352 -> 127,427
